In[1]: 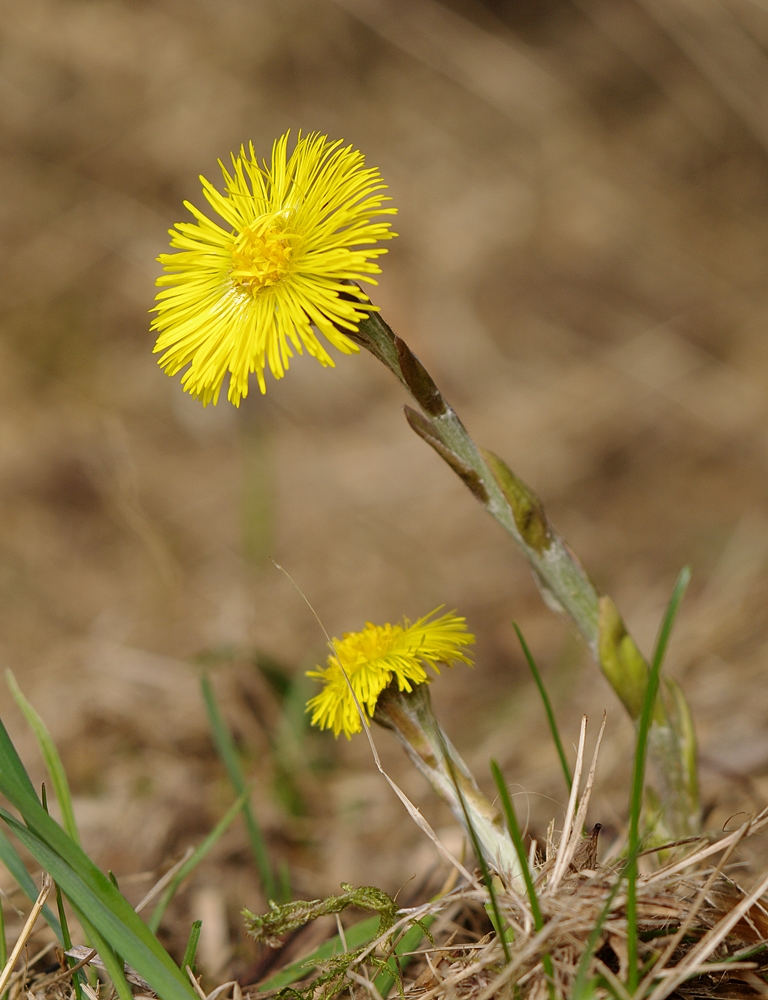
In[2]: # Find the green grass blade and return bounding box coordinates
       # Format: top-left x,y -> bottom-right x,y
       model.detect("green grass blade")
0,807 -> 195,1000
108,872 -> 126,977
148,785 -> 251,933
512,623 -> 572,793
0,887 -> 6,973
73,904 -> 133,1000
0,827 -> 62,941
490,761 -> 542,929
55,880 -> 85,1000
256,915 -> 381,992
373,915 -> 435,999
570,877 -> 624,1000
491,760 -> 554,997
6,671 -> 80,845
200,673 -> 276,899
626,566 -> 691,992
42,777 -> 83,1000
0,716 -> 196,1000
440,745 -> 510,963
0,715 -> 44,804
181,920 -> 202,974
0,722 -> 64,944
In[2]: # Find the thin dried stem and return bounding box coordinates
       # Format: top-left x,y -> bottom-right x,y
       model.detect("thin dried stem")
39,948 -> 96,989
553,713 -> 605,884
0,874 -> 52,996
637,818 -> 751,995
135,847 -> 194,913
186,965 -> 207,1000
644,806 -> 768,885
205,982 -> 240,1000
646,867 -> 768,1000
548,716 -> 587,891
345,968 -> 384,1000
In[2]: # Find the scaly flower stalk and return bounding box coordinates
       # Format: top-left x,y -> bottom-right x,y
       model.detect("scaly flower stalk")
373,681 -> 522,883
346,305 -> 700,841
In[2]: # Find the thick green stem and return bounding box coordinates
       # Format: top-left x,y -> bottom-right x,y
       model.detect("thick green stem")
353,307 -> 699,838
373,683 -> 522,884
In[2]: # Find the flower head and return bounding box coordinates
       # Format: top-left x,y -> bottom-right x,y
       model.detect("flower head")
306,610 -> 474,739
151,132 -> 397,405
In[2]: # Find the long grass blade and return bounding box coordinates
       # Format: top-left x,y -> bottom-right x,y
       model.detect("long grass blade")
200,673 -> 276,899
108,871 -> 126,980
512,622 -> 572,793
42,777 -> 83,1000
0,716 -> 196,1000
148,785 -> 251,932
570,877 -> 625,1000
0,828 -> 62,941
626,566 -> 691,992
55,879 -> 84,1000
73,904 -> 132,1000
440,744 -> 510,963
6,671 -> 80,845
491,760 -> 554,996
0,808 -> 193,1000
0,890 -> 6,976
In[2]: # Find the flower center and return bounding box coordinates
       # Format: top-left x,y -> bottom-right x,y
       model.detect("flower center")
230,216 -> 296,293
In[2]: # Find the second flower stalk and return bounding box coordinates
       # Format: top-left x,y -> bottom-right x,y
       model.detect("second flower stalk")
306,611 -> 522,884
374,681 -> 522,884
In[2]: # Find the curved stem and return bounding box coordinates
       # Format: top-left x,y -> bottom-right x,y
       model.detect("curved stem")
353,306 -> 699,839
373,683 -> 522,884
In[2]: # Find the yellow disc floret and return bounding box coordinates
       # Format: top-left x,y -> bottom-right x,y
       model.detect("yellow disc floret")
306,610 -> 475,739
230,214 -> 297,292
151,132 -> 397,406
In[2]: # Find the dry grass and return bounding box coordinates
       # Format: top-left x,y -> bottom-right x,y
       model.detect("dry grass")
10,809 -> 768,1000
232,778 -> 768,1000
381,836 -> 768,1000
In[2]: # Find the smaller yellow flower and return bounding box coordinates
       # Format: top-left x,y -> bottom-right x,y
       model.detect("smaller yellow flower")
306,610 -> 474,739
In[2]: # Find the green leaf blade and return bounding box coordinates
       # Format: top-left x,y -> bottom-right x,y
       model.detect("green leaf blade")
0,809 -> 195,1000
200,674 -> 276,899
0,826 -> 62,941
6,671 -> 80,845
148,785 -> 252,933
626,566 -> 691,991
512,623 -> 572,793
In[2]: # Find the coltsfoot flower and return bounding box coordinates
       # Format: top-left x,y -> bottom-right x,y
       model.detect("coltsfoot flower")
151,132 -> 397,405
306,610 -> 474,738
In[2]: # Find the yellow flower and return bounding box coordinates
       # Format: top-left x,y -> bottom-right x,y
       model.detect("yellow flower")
151,132 -> 397,405
306,610 -> 474,739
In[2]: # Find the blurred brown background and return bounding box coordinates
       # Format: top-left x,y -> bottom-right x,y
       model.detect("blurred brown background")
2,0 -> 768,980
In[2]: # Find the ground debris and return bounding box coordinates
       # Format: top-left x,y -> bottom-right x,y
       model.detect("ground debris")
243,808 -> 768,1000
